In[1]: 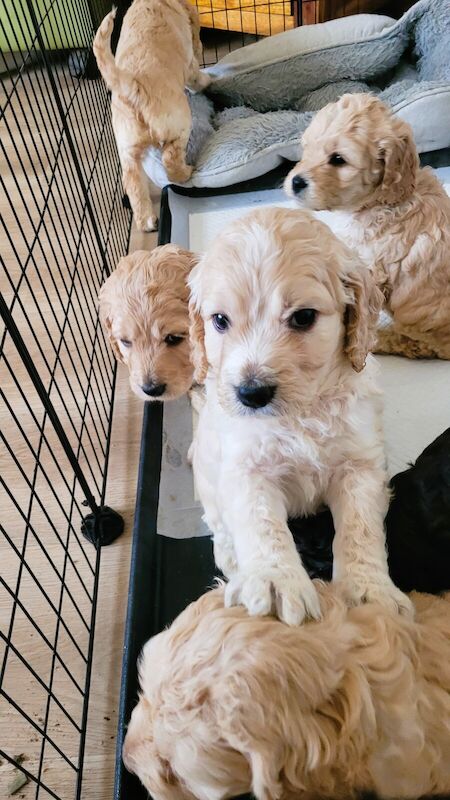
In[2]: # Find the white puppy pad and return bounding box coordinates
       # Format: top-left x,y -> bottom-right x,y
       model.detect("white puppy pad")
157,171 -> 450,538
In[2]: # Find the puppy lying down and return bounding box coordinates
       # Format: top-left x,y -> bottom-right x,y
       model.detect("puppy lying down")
99,245 -> 196,401
285,93 -> 450,360
123,584 -> 450,800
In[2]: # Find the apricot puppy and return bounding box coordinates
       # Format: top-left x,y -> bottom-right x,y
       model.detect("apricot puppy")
99,246 -> 196,401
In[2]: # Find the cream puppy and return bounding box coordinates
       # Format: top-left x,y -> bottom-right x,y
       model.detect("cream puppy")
285,93 -> 450,359
94,0 -> 210,232
99,246 -> 196,401
189,208 -> 412,625
123,586 -> 450,800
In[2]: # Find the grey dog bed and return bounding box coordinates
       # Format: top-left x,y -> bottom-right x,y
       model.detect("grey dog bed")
144,0 -> 450,189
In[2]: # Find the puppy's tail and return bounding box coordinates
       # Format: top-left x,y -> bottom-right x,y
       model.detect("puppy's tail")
93,10 -> 121,91
93,9 -> 151,120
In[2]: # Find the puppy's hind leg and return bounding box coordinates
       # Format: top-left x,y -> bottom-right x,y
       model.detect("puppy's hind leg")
162,135 -> 193,185
375,325 -> 450,359
122,154 -> 158,232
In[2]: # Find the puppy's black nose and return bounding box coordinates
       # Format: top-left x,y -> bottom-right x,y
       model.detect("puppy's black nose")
237,381 -> 276,409
291,174 -> 308,194
141,382 -> 166,397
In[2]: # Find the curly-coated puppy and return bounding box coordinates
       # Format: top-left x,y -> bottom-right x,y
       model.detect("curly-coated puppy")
93,0 -> 210,232
123,584 -> 450,800
285,93 -> 450,359
188,207 -> 411,625
99,246 -> 196,401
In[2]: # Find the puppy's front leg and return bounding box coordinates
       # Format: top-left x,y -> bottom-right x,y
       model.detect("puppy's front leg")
221,472 -> 321,626
327,465 -> 413,616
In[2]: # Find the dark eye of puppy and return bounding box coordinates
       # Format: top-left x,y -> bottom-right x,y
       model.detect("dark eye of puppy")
120,339 -> 132,347
328,153 -> 346,166
165,334 -> 184,347
212,313 -> 230,333
289,309 -> 317,330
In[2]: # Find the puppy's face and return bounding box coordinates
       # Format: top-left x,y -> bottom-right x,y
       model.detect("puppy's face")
285,94 -> 418,211
99,246 -> 196,402
189,208 -> 382,417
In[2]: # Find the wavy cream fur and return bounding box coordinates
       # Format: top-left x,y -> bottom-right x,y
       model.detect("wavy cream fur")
93,0 -> 209,232
123,584 -> 450,800
99,246 -> 196,401
188,208 -> 411,625
285,93 -> 450,359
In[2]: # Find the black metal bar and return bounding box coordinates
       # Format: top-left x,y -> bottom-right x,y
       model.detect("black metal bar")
0,292 -> 100,515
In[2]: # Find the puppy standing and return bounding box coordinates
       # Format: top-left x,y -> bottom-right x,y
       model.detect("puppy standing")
286,93 -> 450,359
93,0 -> 210,232
189,208 -> 411,625
99,246 -> 196,401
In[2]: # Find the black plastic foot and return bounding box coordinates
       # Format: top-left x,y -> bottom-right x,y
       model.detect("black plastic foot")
81,505 -> 125,546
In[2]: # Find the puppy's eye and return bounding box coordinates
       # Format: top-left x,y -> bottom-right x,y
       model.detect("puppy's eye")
289,309 -> 317,330
212,313 -> 230,333
165,334 -> 184,347
328,153 -> 346,166
120,339 -> 132,347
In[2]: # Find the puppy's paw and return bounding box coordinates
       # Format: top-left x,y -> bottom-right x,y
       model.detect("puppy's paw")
339,574 -> 414,618
172,164 -> 193,184
225,564 -> 321,626
195,72 -> 212,91
134,214 -> 158,233
143,214 -> 159,233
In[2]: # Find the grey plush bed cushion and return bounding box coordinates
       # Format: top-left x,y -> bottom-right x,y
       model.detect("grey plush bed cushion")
143,0 -> 450,189
207,14 -> 407,112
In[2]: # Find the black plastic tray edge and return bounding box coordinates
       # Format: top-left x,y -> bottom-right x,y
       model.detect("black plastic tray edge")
114,399 -> 164,800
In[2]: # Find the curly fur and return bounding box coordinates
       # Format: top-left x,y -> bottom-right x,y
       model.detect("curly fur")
188,207 -> 411,626
285,93 -> 450,359
99,246 -> 196,401
93,0 -> 210,231
123,583 -> 450,800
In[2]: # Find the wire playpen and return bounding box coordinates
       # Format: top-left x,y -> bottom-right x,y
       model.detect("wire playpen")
1,0 -> 131,795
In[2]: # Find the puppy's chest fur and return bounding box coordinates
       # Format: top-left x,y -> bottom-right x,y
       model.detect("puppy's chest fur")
196,386 -> 381,519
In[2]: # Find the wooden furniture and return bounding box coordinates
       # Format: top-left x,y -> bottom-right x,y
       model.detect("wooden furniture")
191,0 -> 415,36
192,0 -> 317,37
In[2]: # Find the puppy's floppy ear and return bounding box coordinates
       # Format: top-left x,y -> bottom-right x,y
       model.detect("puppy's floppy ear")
98,268 -> 125,364
188,260 -> 208,384
189,302 -> 208,384
342,265 -> 383,373
376,118 -> 418,206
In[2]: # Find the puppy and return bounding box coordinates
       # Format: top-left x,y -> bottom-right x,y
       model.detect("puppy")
93,0 -> 210,232
99,246 -> 196,401
285,93 -> 450,359
188,207 -> 411,625
123,584 -> 450,800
